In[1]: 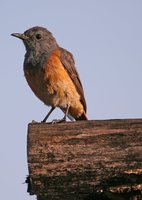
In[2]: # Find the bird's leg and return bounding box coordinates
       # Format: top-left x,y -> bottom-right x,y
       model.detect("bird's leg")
52,105 -> 70,124
62,104 -> 70,121
42,107 -> 55,122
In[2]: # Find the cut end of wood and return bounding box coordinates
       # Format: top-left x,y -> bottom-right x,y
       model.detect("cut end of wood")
27,119 -> 142,200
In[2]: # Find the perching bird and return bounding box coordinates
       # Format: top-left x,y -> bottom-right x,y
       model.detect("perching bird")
11,26 -> 88,122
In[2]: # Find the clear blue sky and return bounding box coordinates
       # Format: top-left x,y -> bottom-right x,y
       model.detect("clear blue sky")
1,1 -> 142,199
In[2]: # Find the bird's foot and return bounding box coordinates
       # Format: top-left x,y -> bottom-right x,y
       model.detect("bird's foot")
52,117 -> 66,124
41,119 -> 46,123
31,120 -> 38,123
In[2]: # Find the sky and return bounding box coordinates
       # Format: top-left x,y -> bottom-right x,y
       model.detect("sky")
1,1 -> 142,199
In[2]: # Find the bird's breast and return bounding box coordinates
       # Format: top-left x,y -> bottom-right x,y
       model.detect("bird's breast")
24,65 -> 56,106
24,49 -> 84,117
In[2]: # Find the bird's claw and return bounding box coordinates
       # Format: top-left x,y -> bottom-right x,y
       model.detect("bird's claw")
52,118 -> 66,124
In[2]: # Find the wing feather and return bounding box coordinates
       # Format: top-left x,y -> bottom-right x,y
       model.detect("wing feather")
60,48 -> 87,112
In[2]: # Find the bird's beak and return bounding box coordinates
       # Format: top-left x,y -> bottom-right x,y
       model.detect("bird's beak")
11,33 -> 28,40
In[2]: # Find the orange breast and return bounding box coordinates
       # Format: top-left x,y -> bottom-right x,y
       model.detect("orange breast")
24,48 -> 84,118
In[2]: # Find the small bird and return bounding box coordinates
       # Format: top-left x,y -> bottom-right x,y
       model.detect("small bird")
11,26 -> 88,122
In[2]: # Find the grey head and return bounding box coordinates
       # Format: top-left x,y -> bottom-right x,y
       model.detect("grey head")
11,26 -> 59,66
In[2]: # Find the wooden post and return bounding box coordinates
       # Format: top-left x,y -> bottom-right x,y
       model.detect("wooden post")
26,119 -> 142,200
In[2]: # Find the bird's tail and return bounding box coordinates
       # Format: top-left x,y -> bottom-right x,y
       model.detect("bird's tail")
75,112 -> 88,121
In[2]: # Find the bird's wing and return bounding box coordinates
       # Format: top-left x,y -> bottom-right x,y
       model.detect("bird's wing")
59,47 -> 87,112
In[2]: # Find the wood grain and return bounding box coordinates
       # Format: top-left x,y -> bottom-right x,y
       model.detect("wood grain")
27,119 -> 142,200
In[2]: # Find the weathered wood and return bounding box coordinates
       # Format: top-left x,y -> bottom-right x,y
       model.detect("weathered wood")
27,119 -> 142,200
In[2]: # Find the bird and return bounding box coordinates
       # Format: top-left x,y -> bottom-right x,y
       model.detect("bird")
11,26 -> 88,123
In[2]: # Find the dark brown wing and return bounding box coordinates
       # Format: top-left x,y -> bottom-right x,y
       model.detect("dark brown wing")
60,47 -> 87,112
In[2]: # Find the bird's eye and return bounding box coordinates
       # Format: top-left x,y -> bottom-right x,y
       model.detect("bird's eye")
36,33 -> 42,40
